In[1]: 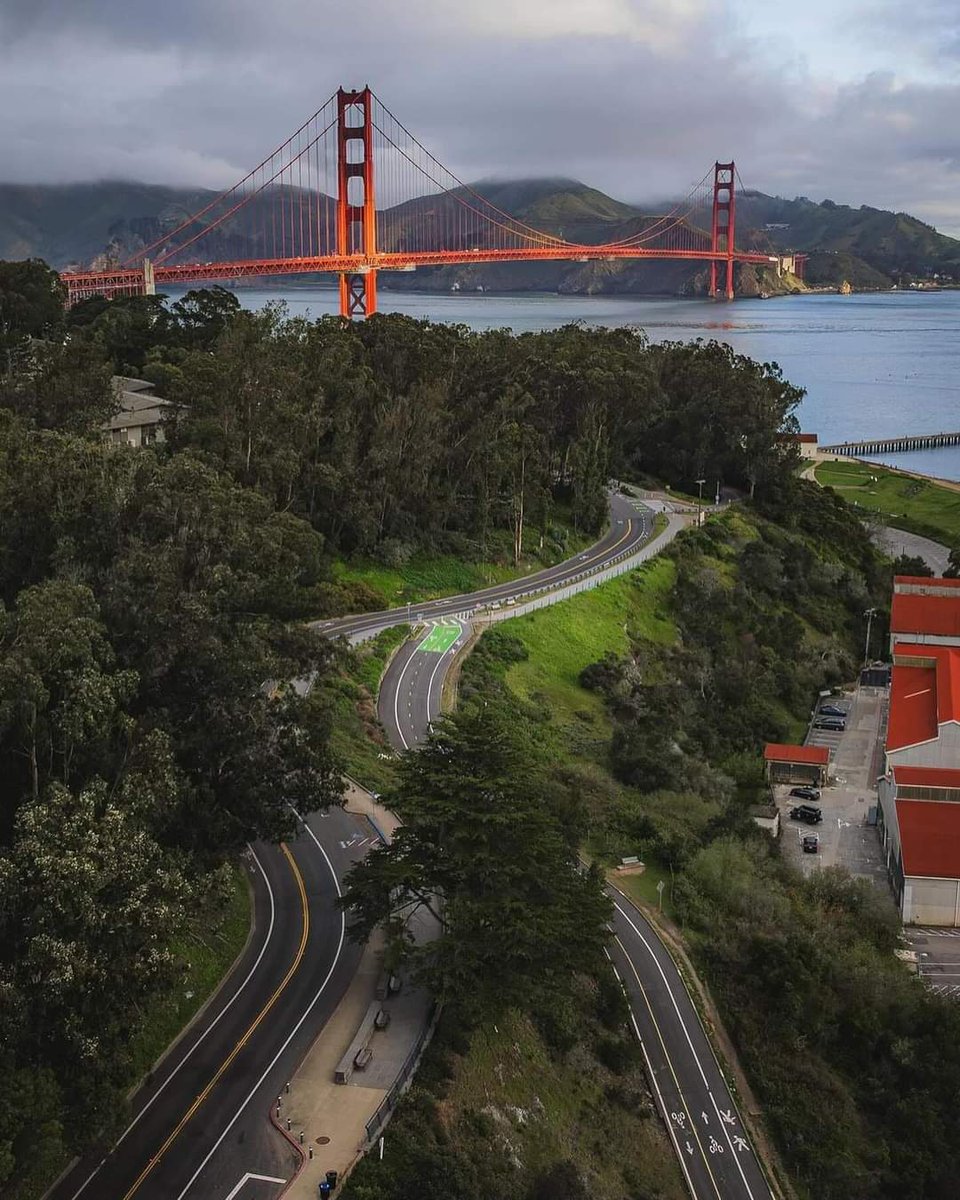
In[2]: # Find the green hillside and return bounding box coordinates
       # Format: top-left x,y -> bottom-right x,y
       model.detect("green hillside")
735,191 -> 960,284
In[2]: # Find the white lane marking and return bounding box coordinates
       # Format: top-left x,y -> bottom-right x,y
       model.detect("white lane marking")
614,902 -> 760,1199
616,935 -> 721,1198
627,1006 -> 698,1200
221,1172 -> 286,1200
392,640 -> 423,752
68,847 -> 278,1200
174,811 -> 345,1200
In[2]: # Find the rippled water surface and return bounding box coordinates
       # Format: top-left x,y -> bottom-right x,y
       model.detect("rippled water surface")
231,287 -> 960,480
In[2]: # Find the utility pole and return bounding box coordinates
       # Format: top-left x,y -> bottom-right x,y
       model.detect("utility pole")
863,607 -> 877,666
695,478 -> 706,527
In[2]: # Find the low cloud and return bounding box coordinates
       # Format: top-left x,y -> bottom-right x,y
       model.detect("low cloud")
0,0 -> 958,235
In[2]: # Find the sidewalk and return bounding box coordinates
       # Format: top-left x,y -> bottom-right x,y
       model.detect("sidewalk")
280,785 -> 433,1198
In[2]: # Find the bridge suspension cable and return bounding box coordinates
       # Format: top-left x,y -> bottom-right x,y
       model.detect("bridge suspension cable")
61,85 -> 771,313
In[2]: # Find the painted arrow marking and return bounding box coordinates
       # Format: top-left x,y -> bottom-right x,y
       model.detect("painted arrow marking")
222,1173 -> 287,1200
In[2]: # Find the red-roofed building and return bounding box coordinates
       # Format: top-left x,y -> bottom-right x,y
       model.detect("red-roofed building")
763,742 -> 830,786
889,576 -> 960,652
875,584 -> 960,923
885,644 -> 960,769
878,766 -> 960,924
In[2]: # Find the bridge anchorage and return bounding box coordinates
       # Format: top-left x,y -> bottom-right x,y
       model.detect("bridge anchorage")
61,87 -> 776,317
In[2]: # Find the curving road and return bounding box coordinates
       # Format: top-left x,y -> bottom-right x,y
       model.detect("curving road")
49,807 -> 369,1200
374,500 -> 775,1200
46,491 -> 666,1200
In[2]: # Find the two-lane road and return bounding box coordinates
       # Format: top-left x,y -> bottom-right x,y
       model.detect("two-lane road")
372,500 -> 775,1200
50,807 -> 371,1200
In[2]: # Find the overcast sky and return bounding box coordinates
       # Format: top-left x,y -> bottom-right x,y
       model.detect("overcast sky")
2,0 -> 959,233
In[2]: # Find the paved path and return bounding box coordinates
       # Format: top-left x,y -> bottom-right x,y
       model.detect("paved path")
870,526 -> 950,576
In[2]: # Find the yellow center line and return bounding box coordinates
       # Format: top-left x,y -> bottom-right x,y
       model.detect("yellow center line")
122,843 -> 309,1200
614,933 -> 723,1199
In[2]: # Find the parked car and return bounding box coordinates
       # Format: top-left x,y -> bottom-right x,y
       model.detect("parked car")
790,804 -> 823,824
819,704 -> 846,717
789,786 -> 821,801
813,718 -> 845,731
802,834 -> 820,854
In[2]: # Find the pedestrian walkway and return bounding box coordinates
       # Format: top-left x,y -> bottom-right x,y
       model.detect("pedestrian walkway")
280,784 -> 434,1198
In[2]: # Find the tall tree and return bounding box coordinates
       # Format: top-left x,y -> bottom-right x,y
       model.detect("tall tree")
340,707 -> 610,1021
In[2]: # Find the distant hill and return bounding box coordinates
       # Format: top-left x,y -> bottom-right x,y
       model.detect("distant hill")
2,176 -> 958,295
733,191 -> 960,285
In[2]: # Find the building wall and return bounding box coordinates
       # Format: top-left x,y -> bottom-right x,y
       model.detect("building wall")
766,760 -> 825,786
903,876 -> 960,926
877,776 -> 901,869
888,725 -> 960,770
889,632 -> 960,654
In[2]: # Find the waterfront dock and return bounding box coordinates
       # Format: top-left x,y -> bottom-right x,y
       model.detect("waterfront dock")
821,431 -> 960,456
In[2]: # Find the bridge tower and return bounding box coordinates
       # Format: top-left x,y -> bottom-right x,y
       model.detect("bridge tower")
337,86 -> 377,319
709,161 -> 736,301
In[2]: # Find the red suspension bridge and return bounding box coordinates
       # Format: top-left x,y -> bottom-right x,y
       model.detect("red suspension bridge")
62,87 -> 781,317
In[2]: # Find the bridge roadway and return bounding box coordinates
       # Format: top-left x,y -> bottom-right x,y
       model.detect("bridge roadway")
377,503 -> 775,1200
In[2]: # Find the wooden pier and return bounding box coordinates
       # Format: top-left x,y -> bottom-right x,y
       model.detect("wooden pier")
820,431 -> 960,456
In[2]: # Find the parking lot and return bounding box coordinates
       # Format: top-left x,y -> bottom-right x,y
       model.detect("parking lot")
773,686 -> 893,900
903,928 -> 960,999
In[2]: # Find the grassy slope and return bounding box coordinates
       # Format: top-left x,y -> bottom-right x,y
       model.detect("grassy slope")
815,458 -> 960,544
503,556 -> 678,742
441,1009 -> 685,1200
333,512 -> 595,609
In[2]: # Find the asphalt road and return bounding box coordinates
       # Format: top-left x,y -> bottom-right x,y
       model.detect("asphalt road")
316,489 -> 651,644
49,807 -> 370,1200
373,500 -> 774,1200
45,493 -> 692,1200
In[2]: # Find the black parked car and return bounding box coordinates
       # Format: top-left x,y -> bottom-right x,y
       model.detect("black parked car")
819,704 -> 846,717
790,804 -> 823,824
813,718 -> 845,732
802,834 -> 820,854
790,786 -> 821,802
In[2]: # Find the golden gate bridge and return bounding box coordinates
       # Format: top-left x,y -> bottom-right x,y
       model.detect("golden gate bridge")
61,87 -> 781,317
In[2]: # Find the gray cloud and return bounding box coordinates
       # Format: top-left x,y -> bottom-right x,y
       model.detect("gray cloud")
1,0 -> 959,235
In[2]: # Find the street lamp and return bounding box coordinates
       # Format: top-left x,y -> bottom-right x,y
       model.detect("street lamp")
695,478 -> 706,527
863,607 -> 877,666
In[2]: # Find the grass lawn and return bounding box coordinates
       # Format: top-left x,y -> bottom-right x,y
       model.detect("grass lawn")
815,458 -> 960,544
611,863 -> 677,921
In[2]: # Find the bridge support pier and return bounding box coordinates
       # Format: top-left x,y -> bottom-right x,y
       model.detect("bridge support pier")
709,161 -> 736,301
337,86 -> 377,319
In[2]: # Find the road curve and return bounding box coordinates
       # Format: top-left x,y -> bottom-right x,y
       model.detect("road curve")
48,808 -> 370,1200
43,493 -> 686,1200
373,501 -> 775,1200
315,489 -> 653,644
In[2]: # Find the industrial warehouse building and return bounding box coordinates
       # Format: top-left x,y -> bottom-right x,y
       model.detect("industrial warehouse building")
878,767 -> 960,925
888,576 -> 960,653
878,577 -> 960,924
